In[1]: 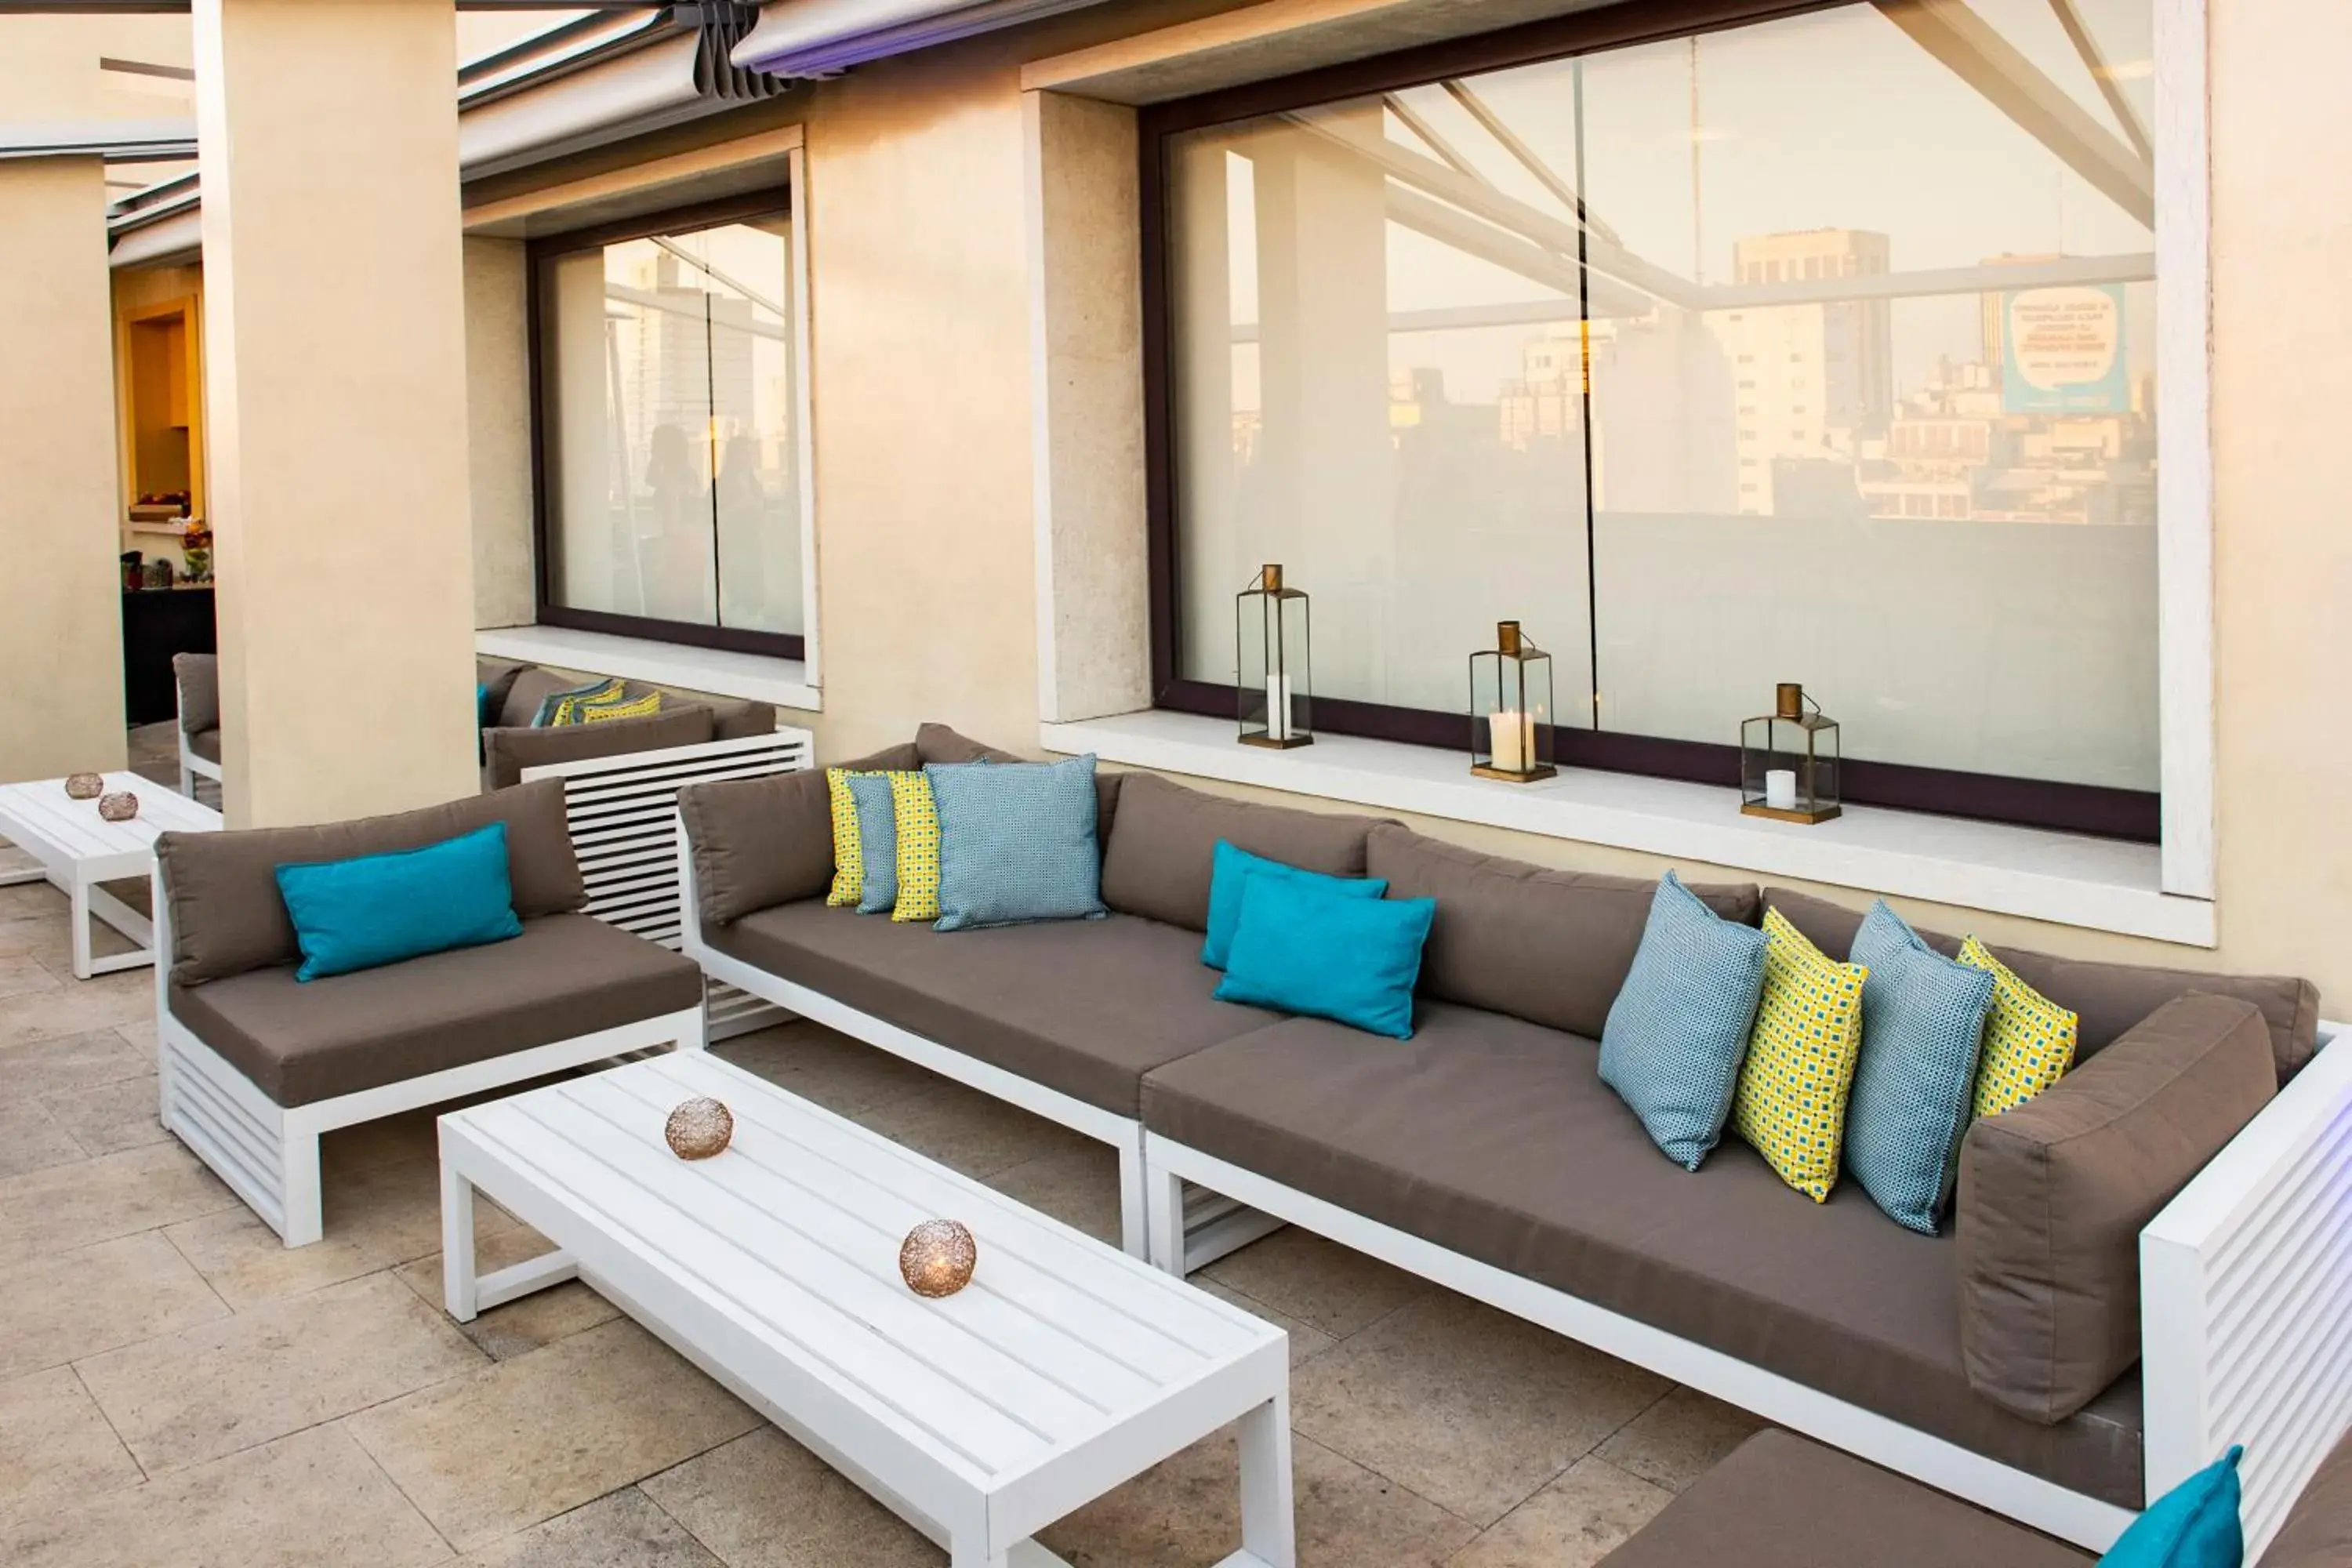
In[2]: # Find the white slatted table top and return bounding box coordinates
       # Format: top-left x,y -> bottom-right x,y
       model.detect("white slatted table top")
0,772 -> 220,879
439,1051 -> 1290,1563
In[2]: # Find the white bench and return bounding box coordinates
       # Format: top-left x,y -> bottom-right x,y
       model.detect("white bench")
437,1051 -> 1296,1568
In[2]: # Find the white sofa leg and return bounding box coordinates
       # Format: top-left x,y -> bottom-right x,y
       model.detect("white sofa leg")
1145,1163 -> 1186,1275
680,1002 -> 709,1053
279,1123 -> 324,1247
1117,1132 -> 1149,1261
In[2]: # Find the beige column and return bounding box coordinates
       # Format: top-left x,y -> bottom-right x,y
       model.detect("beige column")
195,0 -> 477,826
0,157 -> 129,784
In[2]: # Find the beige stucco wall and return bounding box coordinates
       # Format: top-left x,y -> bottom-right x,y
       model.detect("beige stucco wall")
465,235 -> 535,630
0,158 -> 130,783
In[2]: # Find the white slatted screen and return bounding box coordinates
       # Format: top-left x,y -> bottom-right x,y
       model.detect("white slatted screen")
524,727 -> 813,1042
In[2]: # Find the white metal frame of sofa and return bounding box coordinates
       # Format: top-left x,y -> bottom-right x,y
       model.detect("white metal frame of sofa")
677,846 -> 1281,1266
151,872 -> 708,1249
1145,1022 -> 2352,1560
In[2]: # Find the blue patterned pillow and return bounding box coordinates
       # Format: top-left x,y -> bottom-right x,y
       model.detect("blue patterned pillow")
844,773 -> 902,915
1844,899 -> 1996,1234
924,755 -> 1106,931
1599,872 -> 1769,1171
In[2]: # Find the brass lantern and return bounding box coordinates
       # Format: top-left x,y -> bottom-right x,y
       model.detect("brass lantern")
1236,564 -> 1312,749
1740,683 -> 1841,824
1469,621 -> 1555,782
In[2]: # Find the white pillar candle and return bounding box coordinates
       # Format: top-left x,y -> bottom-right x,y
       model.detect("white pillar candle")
1765,768 -> 1798,811
1266,674 -> 1292,742
1490,710 -> 1534,774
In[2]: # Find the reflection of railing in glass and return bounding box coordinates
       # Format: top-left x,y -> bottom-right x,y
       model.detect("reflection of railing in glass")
1167,0 -> 2161,806
541,212 -> 804,644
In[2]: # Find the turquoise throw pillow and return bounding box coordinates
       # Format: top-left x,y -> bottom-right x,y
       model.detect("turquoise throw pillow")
1201,840 -> 1386,971
2100,1446 -> 2242,1568
1214,876 -> 1435,1039
1598,871 -> 1769,1171
274,822 -> 524,982
924,755 -> 1105,931
1844,899 -> 1998,1234
844,772 -> 901,914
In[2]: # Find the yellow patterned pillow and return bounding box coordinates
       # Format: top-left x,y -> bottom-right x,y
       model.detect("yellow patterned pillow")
1959,936 -> 2078,1119
542,677 -> 627,728
579,690 -> 663,724
825,768 -> 877,908
1733,908 -> 1870,1201
887,771 -> 942,924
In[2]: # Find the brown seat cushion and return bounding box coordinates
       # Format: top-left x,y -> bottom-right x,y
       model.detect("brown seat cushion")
1958,993 -> 2276,1424
1764,886 -> 2320,1081
679,744 -> 921,925
188,728 -> 222,764
2267,1426 -> 2352,1568
1141,1004 -> 2143,1507
170,913 -> 702,1108
1098,772 -> 1390,932
156,779 -> 586,985
1597,1431 -> 2091,1568
1368,826 -> 1759,1037
702,901 -> 1279,1116
481,703 -> 717,789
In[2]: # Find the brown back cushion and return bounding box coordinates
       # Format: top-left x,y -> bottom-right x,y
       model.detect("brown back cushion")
1098,772 -> 1389,932
476,656 -> 532,720
679,742 -> 920,926
2267,1426 -> 2352,1568
482,704 -> 715,789
158,779 -> 586,986
497,666 -> 577,729
1764,886 -> 2319,1082
916,722 -> 1023,764
1370,826 -> 1759,1039
1956,992 -> 2275,1424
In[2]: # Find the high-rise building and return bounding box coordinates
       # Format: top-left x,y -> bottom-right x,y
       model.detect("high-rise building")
1711,228 -> 1893,515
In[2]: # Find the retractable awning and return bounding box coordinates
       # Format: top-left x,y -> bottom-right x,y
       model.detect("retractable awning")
729,0 -> 1112,78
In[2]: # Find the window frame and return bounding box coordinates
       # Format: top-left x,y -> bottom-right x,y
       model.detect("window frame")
1135,0 -> 2165,843
525,186 -> 808,661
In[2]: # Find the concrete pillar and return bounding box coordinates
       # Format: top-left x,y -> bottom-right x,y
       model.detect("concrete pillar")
194,0 -> 477,826
0,157 -> 129,783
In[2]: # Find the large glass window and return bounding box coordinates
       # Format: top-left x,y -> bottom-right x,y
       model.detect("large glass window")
535,197 -> 804,655
1157,1 -> 2158,835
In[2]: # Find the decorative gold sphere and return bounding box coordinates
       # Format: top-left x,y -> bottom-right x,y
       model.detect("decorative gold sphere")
97,792 -> 139,823
899,1219 -> 977,1298
663,1097 -> 733,1160
64,773 -> 103,800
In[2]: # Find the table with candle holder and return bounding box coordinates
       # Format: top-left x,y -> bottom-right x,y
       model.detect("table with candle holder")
0,771 -> 221,978
438,1051 -> 1298,1568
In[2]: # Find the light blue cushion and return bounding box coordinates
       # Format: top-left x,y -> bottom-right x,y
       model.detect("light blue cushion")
1598,871 -> 1769,1171
1844,899 -> 1998,1234
1201,840 -> 1387,971
2099,1446 -> 2242,1568
844,772 -> 901,915
274,822 -> 524,982
924,756 -> 1106,931
1214,875 -> 1435,1039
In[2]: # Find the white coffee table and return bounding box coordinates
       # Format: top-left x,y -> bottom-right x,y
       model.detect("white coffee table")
438,1051 -> 1295,1568
0,772 -> 221,978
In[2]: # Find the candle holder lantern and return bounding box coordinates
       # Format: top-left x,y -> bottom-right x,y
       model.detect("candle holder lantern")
1740,683 -> 1841,824
1469,621 -> 1555,782
1236,564 -> 1312,749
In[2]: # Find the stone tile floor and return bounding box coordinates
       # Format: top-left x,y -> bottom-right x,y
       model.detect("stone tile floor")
0,826 -> 1766,1566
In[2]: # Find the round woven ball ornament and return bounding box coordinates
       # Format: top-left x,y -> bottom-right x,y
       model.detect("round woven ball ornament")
64,773 -> 103,800
898,1219 -> 977,1298
663,1098 -> 733,1160
97,792 -> 140,823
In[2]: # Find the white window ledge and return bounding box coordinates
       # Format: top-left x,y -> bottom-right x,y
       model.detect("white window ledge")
475,624 -> 818,712
1041,709 -> 2216,948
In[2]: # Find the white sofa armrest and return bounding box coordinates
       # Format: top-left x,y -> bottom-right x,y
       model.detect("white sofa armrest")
2143,1020 -> 2352,1558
